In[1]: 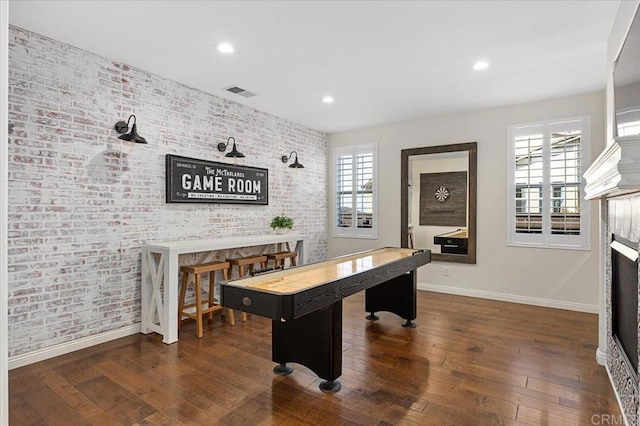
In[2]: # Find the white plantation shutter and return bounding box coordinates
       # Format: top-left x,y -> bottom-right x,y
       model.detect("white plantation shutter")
508,117 -> 590,250
334,144 -> 377,238
336,153 -> 353,230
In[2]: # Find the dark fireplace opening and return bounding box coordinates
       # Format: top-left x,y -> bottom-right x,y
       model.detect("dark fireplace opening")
611,234 -> 639,377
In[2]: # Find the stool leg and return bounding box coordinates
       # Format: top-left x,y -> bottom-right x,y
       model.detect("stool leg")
226,308 -> 236,326
178,271 -> 189,331
261,261 -> 267,269
245,263 -> 258,321
238,266 -> 248,322
207,271 -> 215,322
291,256 -> 297,267
194,273 -> 203,338
222,268 -> 235,325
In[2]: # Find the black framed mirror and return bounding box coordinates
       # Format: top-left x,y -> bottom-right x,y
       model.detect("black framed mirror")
401,142 -> 477,264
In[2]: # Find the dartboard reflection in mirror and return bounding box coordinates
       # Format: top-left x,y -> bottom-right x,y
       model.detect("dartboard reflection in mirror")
435,186 -> 450,202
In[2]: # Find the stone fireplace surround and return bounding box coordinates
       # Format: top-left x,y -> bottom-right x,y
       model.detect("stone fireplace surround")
585,134 -> 640,425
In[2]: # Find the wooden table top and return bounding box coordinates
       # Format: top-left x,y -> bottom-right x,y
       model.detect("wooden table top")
224,247 -> 422,295
142,233 -> 304,253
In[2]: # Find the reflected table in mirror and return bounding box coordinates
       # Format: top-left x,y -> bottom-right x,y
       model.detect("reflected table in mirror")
434,229 -> 468,255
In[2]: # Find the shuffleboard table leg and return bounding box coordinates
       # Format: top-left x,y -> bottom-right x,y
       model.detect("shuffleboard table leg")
402,319 -> 417,328
273,363 -> 293,376
365,270 -> 417,326
365,312 -> 379,321
319,379 -> 342,393
272,301 -> 343,391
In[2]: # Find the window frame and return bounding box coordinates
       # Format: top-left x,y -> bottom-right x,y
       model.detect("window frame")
507,116 -> 591,250
333,143 -> 378,239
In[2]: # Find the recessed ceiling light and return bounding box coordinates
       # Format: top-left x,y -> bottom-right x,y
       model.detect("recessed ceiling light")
322,96 -> 334,104
473,61 -> 489,71
217,43 -> 234,54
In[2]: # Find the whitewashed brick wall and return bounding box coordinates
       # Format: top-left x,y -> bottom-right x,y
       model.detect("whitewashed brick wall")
7,27 -> 328,358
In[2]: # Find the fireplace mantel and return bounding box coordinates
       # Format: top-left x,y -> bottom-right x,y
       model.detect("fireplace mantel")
584,135 -> 640,200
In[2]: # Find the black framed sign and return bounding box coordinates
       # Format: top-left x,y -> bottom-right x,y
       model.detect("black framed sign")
166,154 -> 268,205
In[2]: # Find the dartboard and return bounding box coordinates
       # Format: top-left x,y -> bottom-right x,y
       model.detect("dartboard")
434,186 -> 450,202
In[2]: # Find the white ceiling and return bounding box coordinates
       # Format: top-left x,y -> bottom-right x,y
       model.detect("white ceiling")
8,0 -> 621,134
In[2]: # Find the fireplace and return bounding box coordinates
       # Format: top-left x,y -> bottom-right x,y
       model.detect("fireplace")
611,235 -> 639,379
584,134 -> 640,424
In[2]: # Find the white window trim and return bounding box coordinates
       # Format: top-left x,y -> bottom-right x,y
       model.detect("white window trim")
332,143 -> 378,239
507,116 -> 591,250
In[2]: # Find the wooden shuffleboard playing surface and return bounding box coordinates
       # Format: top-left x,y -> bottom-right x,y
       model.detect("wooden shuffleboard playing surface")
226,247 -> 422,294
221,247 -> 430,322
220,247 -> 431,393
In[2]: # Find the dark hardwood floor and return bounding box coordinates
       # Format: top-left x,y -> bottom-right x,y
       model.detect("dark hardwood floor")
9,291 -> 621,425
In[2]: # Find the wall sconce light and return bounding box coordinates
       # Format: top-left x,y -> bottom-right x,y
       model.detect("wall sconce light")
281,151 -> 304,168
217,136 -> 245,158
114,114 -> 148,144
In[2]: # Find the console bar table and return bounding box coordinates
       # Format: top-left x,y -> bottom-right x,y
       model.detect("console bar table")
141,234 -> 305,343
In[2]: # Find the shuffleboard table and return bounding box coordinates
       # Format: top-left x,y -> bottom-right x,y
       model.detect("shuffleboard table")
220,247 -> 431,393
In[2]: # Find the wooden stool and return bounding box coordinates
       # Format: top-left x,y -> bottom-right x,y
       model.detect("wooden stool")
227,255 -> 267,321
178,260 -> 232,338
228,255 -> 268,278
266,251 -> 297,268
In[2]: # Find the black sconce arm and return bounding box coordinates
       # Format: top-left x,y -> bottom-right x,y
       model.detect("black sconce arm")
282,151 -> 304,168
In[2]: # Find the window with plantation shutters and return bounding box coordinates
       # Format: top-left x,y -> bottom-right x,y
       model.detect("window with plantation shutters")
334,144 -> 377,238
507,117 -> 590,250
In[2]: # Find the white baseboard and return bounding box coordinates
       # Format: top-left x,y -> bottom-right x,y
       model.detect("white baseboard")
596,347 -> 607,366
8,324 -> 141,370
418,283 -> 599,313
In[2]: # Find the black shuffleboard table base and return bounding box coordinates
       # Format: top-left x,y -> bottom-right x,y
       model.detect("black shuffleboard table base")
220,247 -> 431,392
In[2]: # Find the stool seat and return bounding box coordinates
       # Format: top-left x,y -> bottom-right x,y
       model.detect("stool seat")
227,255 -> 268,322
228,255 -> 268,269
181,261 -> 230,276
266,251 -> 297,268
179,260 -> 233,338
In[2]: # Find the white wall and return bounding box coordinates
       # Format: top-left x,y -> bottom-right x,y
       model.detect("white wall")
328,92 -> 605,311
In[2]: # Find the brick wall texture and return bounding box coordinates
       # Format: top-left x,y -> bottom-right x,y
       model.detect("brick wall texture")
7,26 -> 328,358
